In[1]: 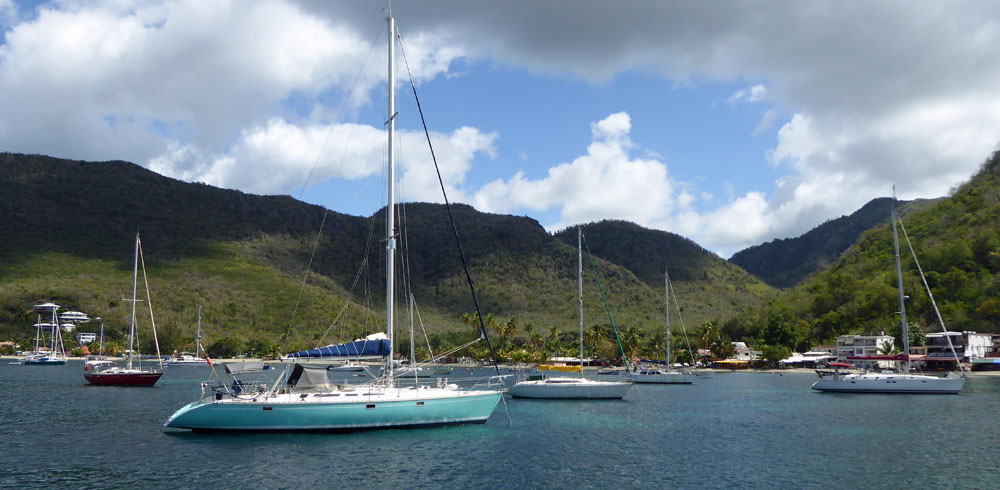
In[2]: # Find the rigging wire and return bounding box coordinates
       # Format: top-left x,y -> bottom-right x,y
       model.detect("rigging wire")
279,21 -> 385,354
897,218 -> 965,374
581,231 -> 631,374
137,237 -> 164,369
666,272 -> 697,366
396,25 -> 502,377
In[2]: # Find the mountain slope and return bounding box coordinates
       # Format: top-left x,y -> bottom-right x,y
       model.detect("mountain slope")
553,220 -> 775,323
730,197 -> 938,288
0,153 -> 767,354
750,149 -> 1000,347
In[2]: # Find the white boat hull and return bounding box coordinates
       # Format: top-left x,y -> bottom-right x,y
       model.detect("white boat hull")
508,377 -> 632,399
631,370 -> 693,384
811,372 -> 965,394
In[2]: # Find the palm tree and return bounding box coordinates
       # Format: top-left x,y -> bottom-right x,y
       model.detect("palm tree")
584,328 -> 601,358
621,325 -> 642,360
709,334 -> 735,360
878,339 -> 899,355
643,334 -> 665,360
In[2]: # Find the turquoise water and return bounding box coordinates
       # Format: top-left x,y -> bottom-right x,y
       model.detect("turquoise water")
2,362 -> 999,488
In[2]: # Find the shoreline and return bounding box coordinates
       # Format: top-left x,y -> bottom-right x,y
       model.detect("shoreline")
5,355 -> 999,376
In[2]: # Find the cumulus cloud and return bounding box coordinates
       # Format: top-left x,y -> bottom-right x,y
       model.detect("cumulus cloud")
149,118 -> 497,204
473,112 -> 684,231
4,0 -> 1000,256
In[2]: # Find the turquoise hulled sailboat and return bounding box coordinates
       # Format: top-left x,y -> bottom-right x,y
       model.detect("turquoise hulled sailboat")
164,13 -> 502,431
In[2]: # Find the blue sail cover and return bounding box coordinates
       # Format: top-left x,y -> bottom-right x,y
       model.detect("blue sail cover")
288,335 -> 391,359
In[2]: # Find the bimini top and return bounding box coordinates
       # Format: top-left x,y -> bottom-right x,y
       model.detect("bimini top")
288,332 -> 391,359
223,359 -> 265,374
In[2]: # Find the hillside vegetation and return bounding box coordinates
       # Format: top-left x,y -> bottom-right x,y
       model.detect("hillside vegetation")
716,150 -> 1000,354
0,153 -> 775,359
730,197 -> 939,288
553,220 -> 775,323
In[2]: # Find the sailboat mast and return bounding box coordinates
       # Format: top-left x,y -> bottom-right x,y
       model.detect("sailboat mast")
196,305 -> 202,358
34,314 -> 40,354
891,187 -> 910,372
409,293 -> 416,381
665,268 -> 670,366
50,307 -> 58,356
127,233 -> 140,370
385,14 -> 397,378
578,227 -> 584,379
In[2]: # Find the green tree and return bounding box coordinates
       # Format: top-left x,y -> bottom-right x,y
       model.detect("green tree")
207,336 -> 243,358
761,344 -> 792,364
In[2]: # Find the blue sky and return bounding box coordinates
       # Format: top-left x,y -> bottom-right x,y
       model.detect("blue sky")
2,1 -> 999,257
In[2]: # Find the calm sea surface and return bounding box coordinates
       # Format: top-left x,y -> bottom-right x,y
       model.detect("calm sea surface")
2,361 -> 999,489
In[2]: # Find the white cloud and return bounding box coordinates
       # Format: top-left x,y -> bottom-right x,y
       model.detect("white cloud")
149,117 -> 497,205
473,112 -> 682,231
728,84 -> 766,104
753,108 -> 778,136
4,0 -> 1000,257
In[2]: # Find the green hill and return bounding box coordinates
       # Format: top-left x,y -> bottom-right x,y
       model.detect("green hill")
553,220 -> 775,324
0,153 -> 775,359
729,197 -> 939,288
720,149 -> 1000,350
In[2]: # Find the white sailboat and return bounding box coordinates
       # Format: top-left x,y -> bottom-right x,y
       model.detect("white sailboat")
812,191 -> 965,394
165,305 -> 208,366
164,14 -> 502,431
22,303 -> 68,365
631,269 -> 692,384
509,228 -> 632,399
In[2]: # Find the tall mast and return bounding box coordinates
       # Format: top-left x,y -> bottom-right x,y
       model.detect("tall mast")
891,186 -> 910,373
578,227 -> 584,378
665,267 -> 670,366
385,14 -> 397,378
127,233 -> 140,370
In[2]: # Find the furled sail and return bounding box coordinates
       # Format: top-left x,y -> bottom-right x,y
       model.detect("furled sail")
287,332 -> 390,359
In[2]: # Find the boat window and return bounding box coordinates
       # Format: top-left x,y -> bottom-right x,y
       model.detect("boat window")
366,404 -> 375,410
416,401 -> 424,407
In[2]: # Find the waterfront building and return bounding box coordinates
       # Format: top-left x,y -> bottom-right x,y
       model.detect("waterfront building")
925,331 -> 995,363
835,334 -> 894,361
75,332 -> 97,344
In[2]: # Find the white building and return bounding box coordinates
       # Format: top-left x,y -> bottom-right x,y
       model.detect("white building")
75,332 -> 97,344
724,342 -> 762,361
835,334 -> 894,361
926,331 -> 995,362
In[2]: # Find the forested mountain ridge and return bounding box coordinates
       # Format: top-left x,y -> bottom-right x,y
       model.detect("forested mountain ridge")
729,197 -> 939,288
0,153 -> 772,357
552,220 -> 775,323
717,149 -> 1000,355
